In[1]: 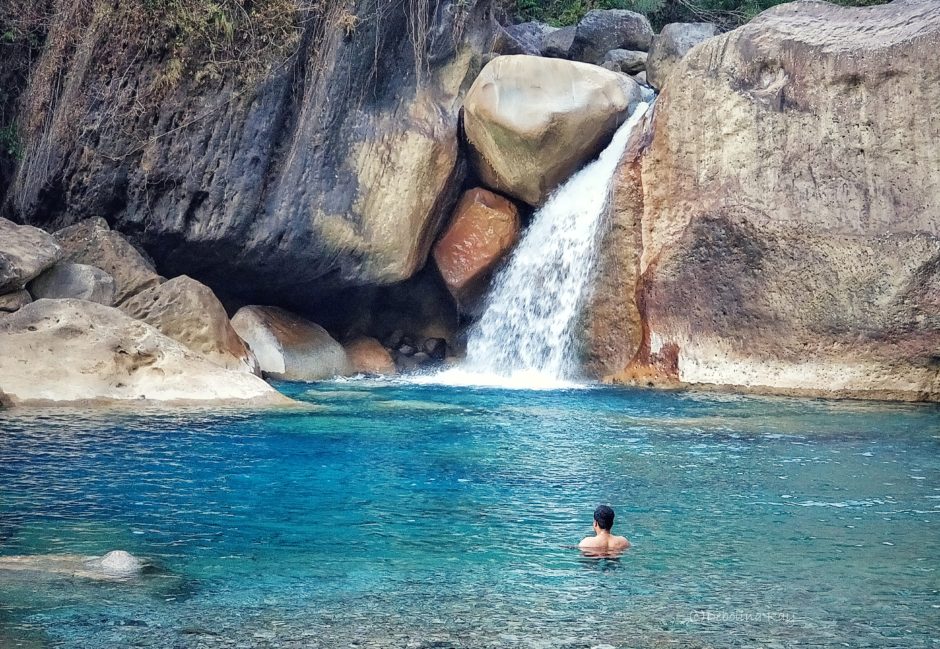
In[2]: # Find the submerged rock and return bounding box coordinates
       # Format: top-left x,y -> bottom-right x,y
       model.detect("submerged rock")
433,188 -> 520,312
0,299 -> 286,406
0,550 -> 144,581
646,22 -> 718,90
0,217 -> 61,294
54,218 -> 161,305
28,262 -> 116,305
231,306 -> 352,382
598,0 -> 940,401
571,9 -> 653,64
344,337 -> 397,376
120,275 -> 259,374
463,55 -> 641,206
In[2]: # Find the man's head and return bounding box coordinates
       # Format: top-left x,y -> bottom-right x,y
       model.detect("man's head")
593,505 -> 615,532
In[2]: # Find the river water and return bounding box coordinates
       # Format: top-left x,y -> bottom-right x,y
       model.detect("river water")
1,381 -> 938,648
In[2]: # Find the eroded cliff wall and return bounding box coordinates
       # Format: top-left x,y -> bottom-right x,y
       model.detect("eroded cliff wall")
599,0 -> 940,401
5,0 -> 495,310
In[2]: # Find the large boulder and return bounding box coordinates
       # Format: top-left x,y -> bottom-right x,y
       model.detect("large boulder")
0,299 -> 286,406
120,275 -> 258,374
231,306 -> 352,382
540,26 -> 576,59
571,10 -> 653,64
344,337 -> 397,375
463,55 -> 642,206
646,22 -> 718,90
0,217 -> 61,293
8,1 -> 496,306
54,218 -> 161,304
594,0 -> 940,401
433,187 -> 520,311
28,262 -> 116,305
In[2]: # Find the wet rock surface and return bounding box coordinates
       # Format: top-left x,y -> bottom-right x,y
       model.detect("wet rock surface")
433,187 -> 520,312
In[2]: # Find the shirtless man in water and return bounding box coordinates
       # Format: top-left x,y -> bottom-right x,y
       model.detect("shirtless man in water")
579,505 -> 630,553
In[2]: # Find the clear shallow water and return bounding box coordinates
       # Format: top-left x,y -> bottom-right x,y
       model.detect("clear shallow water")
0,382 -> 938,648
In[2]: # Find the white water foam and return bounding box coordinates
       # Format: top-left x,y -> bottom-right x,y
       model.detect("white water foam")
429,101 -> 651,390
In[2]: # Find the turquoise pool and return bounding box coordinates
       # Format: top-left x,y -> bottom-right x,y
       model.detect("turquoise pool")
1,382 -> 938,647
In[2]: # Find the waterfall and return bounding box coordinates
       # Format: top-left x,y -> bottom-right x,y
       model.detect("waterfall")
434,101 -> 651,389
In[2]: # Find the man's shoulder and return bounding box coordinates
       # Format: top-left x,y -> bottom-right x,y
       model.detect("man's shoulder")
578,536 -> 601,548
613,535 -> 631,549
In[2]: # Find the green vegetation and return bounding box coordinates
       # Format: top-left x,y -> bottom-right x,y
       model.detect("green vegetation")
506,0 -> 890,31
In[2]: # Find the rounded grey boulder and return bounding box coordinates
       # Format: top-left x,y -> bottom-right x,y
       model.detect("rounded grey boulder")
572,10 -> 653,64
28,262 -> 116,305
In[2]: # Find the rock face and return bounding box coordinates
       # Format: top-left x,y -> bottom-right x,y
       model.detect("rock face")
463,55 -> 641,206
646,22 -> 717,90
433,188 -> 520,311
7,1 -> 495,306
120,275 -> 258,374
571,10 -> 653,64
54,218 -> 161,304
0,299 -> 286,406
595,0 -> 940,401
344,337 -> 397,375
231,306 -> 352,382
0,217 -> 61,293
28,262 -> 116,305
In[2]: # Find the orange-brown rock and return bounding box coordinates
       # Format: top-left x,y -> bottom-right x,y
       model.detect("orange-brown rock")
590,0 -> 940,402
433,188 -> 521,311
344,337 -> 396,376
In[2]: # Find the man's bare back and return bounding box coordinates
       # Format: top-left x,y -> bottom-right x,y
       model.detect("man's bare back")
579,505 -> 630,555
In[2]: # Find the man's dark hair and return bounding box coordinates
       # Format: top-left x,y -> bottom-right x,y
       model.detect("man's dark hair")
594,505 -> 615,531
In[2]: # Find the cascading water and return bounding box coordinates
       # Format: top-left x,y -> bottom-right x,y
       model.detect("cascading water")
435,101 -> 651,389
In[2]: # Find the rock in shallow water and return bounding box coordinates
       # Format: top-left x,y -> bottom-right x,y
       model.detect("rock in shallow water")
231,306 -> 352,382
0,299 -> 287,406
344,337 -> 397,376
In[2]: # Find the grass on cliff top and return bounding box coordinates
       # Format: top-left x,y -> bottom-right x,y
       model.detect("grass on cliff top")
505,0 -> 891,31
